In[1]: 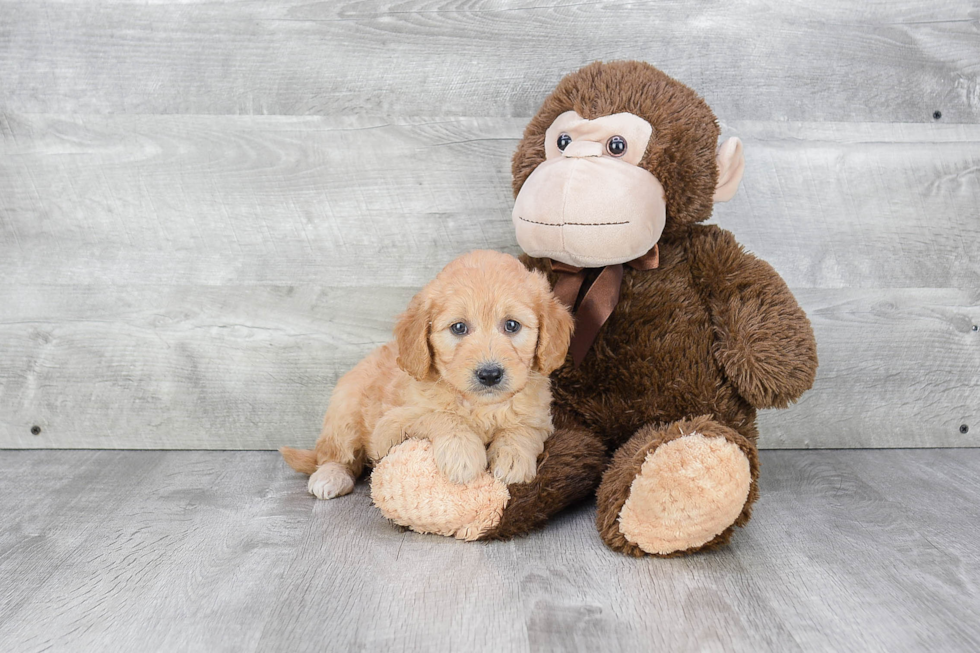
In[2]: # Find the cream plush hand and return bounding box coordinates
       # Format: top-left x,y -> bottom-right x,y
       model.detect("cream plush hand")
370,439 -> 510,541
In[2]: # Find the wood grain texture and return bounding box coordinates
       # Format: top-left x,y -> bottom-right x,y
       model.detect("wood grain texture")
712,121 -> 980,290
0,285 -> 413,448
2,116 -> 978,289
0,114 -> 519,287
758,287 -> 980,449
2,1 -> 979,450
1,285 -> 976,449
1,449 -> 979,652
1,0 -> 978,122
2,117 -> 978,449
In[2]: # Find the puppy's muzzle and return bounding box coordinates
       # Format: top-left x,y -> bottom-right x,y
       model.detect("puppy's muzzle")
475,364 -> 504,387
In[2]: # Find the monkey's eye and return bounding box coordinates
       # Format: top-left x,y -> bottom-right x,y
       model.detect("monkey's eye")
606,135 -> 627,157
503,319 -> 521,334
557,133 -> 572,151
450,322 -> 468,336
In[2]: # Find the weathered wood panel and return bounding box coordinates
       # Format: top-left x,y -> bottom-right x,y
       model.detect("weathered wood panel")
0,114 -> 518,288
1,1 -> 977,122
1,116 -> 978,448
714,121 -> 980,289
1,285 -> 976,449
2,116 -> 978,288
0,285 -> 409,449
759,287 -> 979,448
1,450 -> 979,651
1,1 -> 978,450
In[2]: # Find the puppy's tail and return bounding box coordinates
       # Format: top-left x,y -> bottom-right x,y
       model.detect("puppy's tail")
280,446 -> 318,475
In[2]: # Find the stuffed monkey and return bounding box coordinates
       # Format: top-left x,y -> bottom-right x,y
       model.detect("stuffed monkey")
371,61 -> 818,556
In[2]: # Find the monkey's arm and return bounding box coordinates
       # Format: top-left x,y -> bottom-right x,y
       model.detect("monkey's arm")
370,411 -> 606,541
481,412 -> 607,540
689,225 -> 818,409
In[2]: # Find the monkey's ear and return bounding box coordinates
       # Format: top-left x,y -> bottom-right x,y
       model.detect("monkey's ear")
394,290 -> 433,381
713,137 -> 745,203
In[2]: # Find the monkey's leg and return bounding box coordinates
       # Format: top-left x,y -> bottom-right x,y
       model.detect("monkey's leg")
596,415 -> 759,557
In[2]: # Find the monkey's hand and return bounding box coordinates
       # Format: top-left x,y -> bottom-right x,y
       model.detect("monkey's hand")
690,226 -> 818,409
371,438 -> 509,541
371,413 -> 606,542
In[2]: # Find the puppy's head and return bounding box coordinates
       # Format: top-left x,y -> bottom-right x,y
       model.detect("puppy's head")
394,250 -> 573,403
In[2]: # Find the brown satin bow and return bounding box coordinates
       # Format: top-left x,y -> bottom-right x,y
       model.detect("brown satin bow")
551,244 -> 660,367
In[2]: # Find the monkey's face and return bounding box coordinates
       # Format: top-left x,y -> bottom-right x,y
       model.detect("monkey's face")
510,61 -> 746,269
512,110 -> 665,268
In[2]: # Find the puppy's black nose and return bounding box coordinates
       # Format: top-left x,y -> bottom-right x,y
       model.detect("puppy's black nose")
475,365 -> 504,387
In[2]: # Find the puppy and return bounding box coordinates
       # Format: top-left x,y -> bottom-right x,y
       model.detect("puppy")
281,250 -> 573,499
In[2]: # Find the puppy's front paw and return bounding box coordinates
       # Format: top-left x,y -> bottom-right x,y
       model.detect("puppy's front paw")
432,434 -> 488,485
367,411 -> 414,462
488,444 -> 537,485
366,430 -> 405,463
308,463 -> 355,499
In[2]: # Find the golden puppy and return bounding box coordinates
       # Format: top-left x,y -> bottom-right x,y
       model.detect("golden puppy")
281,250 -> 573,499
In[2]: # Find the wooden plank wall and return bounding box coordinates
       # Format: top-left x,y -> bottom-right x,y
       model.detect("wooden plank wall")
1,0 -> 977,449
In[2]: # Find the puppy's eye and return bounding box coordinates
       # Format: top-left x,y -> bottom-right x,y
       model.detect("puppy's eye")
503,320 -> 521,334
606,135 -> 627,157
557,133 -> 572,151
450,322 -> 468,336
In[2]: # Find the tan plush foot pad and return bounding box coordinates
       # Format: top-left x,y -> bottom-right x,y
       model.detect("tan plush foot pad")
618,433 -> 751,555
370,439 -> 510,541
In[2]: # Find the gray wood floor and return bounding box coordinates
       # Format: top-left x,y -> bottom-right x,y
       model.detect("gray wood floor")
1,450 -> 978,652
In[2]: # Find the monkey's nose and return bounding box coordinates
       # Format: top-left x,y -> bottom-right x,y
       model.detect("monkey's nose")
475,365 -> 504,387
562,141 -> 604,158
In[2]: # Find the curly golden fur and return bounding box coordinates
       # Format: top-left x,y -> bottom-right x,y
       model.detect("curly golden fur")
281,250 -> 573,498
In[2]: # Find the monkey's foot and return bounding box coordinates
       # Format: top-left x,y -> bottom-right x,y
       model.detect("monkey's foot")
597,416 -> 757,556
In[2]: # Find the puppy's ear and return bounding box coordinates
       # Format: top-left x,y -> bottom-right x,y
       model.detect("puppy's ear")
534,277 -> 574,375
394,288 -> 433,381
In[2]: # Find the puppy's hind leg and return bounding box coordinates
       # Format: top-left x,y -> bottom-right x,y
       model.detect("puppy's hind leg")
280,446 -> 353,498
308,463 -> 356,499
309,419 -> 365,500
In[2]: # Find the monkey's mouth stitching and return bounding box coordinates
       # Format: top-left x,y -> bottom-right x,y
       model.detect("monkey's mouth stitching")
518,216 -> 630,227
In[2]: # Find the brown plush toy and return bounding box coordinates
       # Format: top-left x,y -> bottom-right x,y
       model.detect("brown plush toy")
371,61 -> 818,556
